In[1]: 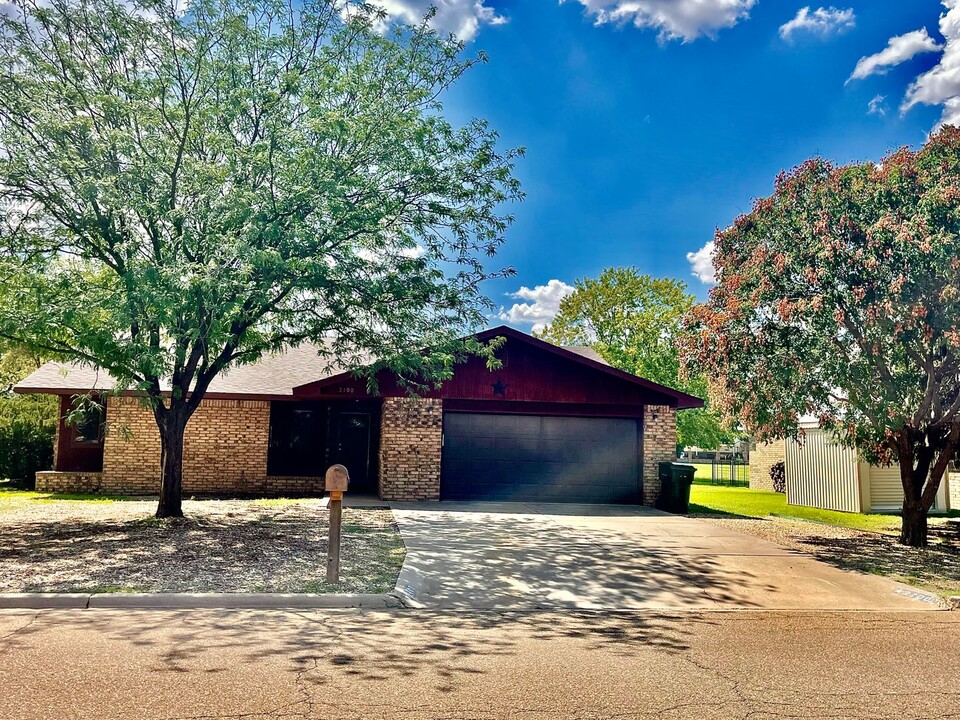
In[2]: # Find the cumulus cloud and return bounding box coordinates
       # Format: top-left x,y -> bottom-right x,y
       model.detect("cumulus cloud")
687,241 -> 716,284
867,94 -> 887,116
848,28 -> 943,82
364,0 -> 506,42
498,279 -> 576,332
566,0 -> 756,43
901,1 -> 960,128
778,6 -> 855,41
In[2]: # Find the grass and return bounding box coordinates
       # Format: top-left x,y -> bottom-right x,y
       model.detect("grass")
0,483 -> 134,509
689,482 -> 903,533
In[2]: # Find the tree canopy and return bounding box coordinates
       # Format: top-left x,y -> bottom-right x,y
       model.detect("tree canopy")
537,267 -> 733,451
0,0 -> 523,515
680,127 -> 960,546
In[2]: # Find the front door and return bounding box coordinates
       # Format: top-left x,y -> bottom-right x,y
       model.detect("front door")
333,411 -> 375,493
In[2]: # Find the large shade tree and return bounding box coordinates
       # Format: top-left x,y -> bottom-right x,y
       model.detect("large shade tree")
537,267 -> 734,451
0,0 -> 522,517
681,127 -> 960,546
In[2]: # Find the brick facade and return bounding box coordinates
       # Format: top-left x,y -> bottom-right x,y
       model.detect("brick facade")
378,397 -> 443,501
641,404 -> 677,506
48,396 -> 323,496
749,439 -> 787,492
949,472 -> 960,512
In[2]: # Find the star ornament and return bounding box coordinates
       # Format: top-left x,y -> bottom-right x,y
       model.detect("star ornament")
491,378 -> 508,397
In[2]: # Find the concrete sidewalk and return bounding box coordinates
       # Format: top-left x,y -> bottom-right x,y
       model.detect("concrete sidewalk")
391,501 -> 944,610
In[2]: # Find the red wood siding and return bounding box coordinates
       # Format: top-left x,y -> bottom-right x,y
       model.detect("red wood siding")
296,338 -> 678,408
55,395 -> 105,473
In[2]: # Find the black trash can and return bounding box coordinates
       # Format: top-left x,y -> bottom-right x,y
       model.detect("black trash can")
656,462 -> 696,513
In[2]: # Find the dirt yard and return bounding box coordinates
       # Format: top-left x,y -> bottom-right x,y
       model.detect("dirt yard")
696,513 -> 960,599
0,492 -> 405,594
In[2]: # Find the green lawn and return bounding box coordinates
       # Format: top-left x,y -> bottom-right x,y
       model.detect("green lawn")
0,486 -> 132,510
689,482 -> 903,534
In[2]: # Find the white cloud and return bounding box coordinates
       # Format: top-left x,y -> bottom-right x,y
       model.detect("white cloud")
566,0 -> 757,43
498,279 -> 575,332
365,0 -> 506,42
848,28 -> 943,82
867,94 -> 887,116
901,1 -> 960,128
687,241 -> 716,284
778,6 -> 855,41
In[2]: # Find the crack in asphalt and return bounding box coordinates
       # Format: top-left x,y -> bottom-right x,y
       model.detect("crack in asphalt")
0,611 -> 40,653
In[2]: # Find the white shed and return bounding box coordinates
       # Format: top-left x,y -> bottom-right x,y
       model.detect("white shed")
782,425 -> 951,513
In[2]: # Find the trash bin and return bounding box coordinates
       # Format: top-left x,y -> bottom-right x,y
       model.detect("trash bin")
656,462 -> 696,513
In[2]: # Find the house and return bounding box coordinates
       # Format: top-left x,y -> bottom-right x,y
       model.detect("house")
750,422 -> 958,513
15,326 -> 703,504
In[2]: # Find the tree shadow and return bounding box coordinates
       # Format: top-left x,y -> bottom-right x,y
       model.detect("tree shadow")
796,530 -> 960,595
391,504 -> 782,610
0,606 -> 715,696
0,504 -> 402,594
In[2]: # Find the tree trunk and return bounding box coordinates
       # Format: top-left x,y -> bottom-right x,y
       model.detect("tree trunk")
156,407 -> 189,519
899,497 -> 928,547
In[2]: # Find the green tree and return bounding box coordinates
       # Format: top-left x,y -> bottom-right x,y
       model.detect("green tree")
0,342 -> 57,486
681,127 -> 960,546
0,0 -> 522,517
537,267 -> 732,450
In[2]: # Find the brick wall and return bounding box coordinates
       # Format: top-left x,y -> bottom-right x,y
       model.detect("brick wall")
749,439 -> 786,492
101,397 -> 162,494
91,396 -> 308,496
182,399 -> 271,494
949,472 -> 960,512
378,397 -> 443,501
641,405 -> 677,506
36,471 -> 103,494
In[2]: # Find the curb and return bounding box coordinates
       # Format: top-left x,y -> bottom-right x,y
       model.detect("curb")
0,593 -> 90,610
0,592 -> 402,610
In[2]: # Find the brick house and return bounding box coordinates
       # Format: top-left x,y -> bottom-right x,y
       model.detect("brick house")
15,326 -> 703,504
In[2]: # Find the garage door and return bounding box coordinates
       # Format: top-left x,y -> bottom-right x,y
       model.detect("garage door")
441,413 -> 640,503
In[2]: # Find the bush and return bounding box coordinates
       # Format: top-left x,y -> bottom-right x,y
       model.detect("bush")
0,393 -> 56,488
770,460 -> 786,493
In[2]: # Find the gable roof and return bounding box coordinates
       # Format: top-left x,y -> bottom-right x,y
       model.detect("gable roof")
13,343 -> 349,400
476,326 -> 703,409
14,325 -> 703,408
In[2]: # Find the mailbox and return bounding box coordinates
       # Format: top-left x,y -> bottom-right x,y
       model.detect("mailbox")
325,464 -> 350,493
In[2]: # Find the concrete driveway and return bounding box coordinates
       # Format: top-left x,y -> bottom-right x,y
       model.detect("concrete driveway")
390,502 -> 942,611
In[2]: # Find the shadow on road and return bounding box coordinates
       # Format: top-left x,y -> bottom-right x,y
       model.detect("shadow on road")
0,607 -> 717,693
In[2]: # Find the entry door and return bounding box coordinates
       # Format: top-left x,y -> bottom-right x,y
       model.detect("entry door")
333,412 -> 374,493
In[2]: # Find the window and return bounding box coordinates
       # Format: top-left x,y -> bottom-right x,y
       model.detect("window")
72,403 -> 105,444
267,402 -> 327,477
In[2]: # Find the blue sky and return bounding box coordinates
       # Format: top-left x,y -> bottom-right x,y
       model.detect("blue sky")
379,1 -> 957,330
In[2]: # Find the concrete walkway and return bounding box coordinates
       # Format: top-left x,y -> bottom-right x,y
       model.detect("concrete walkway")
390,502 -> 942,610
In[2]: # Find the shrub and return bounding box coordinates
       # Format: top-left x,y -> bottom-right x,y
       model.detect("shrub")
770,460 -> 786,493
0,393 -> 56,488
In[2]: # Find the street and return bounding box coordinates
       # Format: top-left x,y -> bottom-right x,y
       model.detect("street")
1,608 -> 958,719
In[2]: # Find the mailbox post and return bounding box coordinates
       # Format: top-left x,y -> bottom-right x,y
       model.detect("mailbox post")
325,464 -> 349,584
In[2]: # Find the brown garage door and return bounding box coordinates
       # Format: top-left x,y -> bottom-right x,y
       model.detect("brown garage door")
440,412 -> 641,503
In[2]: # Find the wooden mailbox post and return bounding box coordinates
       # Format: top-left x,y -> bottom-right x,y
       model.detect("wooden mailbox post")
325,464 -> 349,584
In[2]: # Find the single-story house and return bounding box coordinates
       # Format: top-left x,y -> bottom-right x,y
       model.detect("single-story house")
750,423 -> 958,514
15,326 -> 703,504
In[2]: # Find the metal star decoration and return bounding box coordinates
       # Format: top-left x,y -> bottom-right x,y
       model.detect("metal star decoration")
491,378 -> 508,397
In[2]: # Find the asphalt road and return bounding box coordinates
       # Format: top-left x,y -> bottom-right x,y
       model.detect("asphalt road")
2,608 -> 959,719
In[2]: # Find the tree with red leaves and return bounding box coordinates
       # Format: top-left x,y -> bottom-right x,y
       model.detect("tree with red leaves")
680,127 -> 960,547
